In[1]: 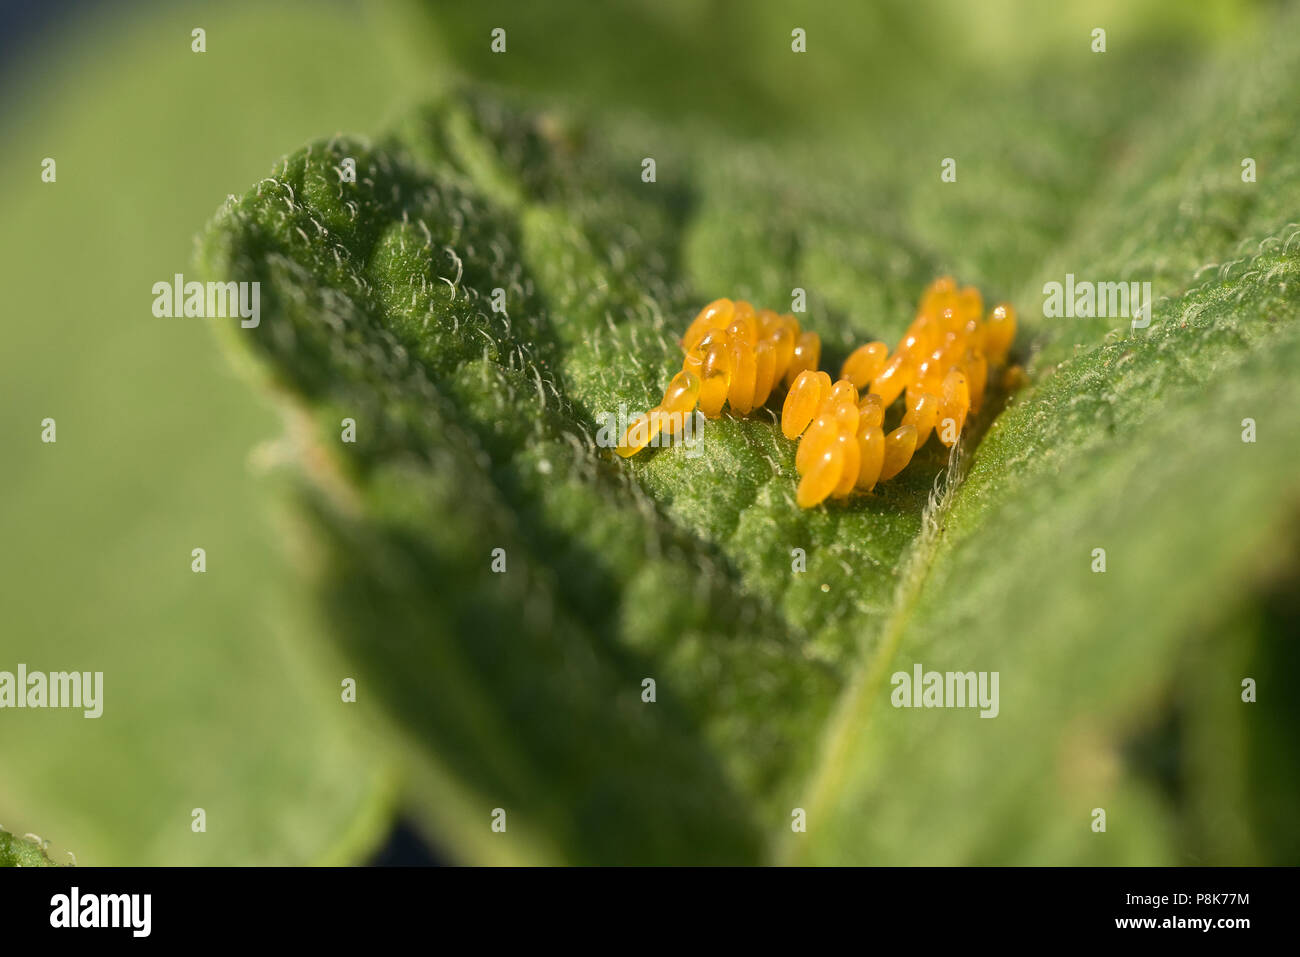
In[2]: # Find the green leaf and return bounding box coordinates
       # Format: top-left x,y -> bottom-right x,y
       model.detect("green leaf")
199,7 -> 1300,863
0,829 -> 56,867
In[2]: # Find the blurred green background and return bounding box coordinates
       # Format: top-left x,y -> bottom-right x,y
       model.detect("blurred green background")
0,0 -> 429,866
0,0 -> 1290,865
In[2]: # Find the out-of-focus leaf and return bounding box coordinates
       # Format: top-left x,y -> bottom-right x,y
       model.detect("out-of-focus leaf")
0,0 -> 414,865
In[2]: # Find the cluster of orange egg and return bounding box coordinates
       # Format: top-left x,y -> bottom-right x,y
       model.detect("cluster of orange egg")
614,302 -> 821,456
615,278 -> 1016,509
783,278 -> 1016,507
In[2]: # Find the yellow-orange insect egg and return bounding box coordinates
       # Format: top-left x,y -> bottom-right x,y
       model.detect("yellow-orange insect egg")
731,300 -> 759,342
725,317 -> 753,344
725,322 -> 758,415
684,324 -> 725,379
796,414 -> 837,473
895,319 -> 935,362
682,345 -> 703,377
869,352 -> 912,407
781,369 -> 825,439
785,330 -> 822,387
937,367 -> 970,446
915,312 -> 942,342
925,275 -> 958,299
682,298 -> 734,352
751,339 -> 777,408
963,349 -> 988,413
832,398 -> 859,437
985,303 -> 1016,364
755,308 -> 781,338
831,429 -> 861,498
939,305 -> 966,335
697,327 -> 729,352
901,391 -> 940,448
958,285 -> 983,324
655,409 -> 687,438
728,343 -> 758,414
698,337 -> 734,418
767,321 -> 797,383
821,378 -> 859,413
857,392 -> 885,428
908,351 -> 947,403
841,341 -> 889,389
661,369 -> 701,414
880,424 -> 918,481
855,423 -> 885,491
616,409 -> 660,458
961,317 -> 985,355
796,441 -> 845,509
920,276 -> 958,315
